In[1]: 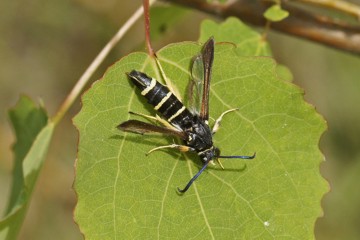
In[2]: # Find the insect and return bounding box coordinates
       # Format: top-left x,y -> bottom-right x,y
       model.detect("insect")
118,37 -> 255,193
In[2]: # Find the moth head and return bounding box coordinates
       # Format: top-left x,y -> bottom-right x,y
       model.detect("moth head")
199,146 -> 219,162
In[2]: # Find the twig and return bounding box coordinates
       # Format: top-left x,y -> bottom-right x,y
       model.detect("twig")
161,0 -> 360,55
144,0 -> 156,57
52,0 -> 157,125
296,0 -> 360,19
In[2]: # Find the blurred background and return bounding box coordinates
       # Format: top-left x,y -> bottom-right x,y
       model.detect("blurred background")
0,0 -> 359,239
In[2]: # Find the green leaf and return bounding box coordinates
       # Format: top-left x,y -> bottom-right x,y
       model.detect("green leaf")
199,18 -> 294,83
199,17 -> 272,56
74,21 -> 327,239
0,96 -> 54,240
264,5 -> 289,22
276,64 -> 294,82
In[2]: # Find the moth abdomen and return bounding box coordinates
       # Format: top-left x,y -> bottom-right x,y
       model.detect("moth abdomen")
127,70 -> 193,127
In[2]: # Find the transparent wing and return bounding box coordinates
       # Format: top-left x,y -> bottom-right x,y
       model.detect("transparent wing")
189,37 -> 214,120
189,53 -> 204,114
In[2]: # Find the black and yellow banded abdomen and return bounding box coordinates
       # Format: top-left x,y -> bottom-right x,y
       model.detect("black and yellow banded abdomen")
127,70 -> 193,128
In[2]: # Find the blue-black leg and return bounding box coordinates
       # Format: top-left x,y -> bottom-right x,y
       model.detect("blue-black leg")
218,152 -> 256,159
177,160 -> 211,193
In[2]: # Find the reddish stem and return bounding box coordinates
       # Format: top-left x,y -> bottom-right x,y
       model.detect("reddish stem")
143,0 -> 156,57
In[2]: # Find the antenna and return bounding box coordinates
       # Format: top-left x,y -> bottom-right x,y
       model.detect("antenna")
218,153 -> 256,159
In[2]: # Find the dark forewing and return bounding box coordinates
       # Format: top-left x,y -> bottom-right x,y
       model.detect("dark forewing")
118,120 -> 186,139
199,37 -> 214,121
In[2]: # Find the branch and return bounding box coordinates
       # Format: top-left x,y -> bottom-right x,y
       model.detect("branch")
52,1 -> 157,125
296,0 -> 360,19
162,0 -> 360,55
144,0 -> 156,57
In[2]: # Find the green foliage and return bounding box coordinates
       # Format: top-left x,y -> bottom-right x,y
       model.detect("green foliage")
0,96 -> 54,240
264,5 -> 290,22
74,18 -> 327,239
150,5 -> 189,40
199,18 -> 293,82
276,64 -> 294,82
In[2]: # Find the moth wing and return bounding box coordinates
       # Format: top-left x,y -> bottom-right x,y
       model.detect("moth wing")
199,37 -> 214,121
118,120 -> 186,139
189,37 -> 214,120
189,53 -> 204,114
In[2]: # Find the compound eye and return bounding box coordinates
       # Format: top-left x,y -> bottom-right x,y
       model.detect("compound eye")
199,153 -> 208,162
214,147 -> 220,157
